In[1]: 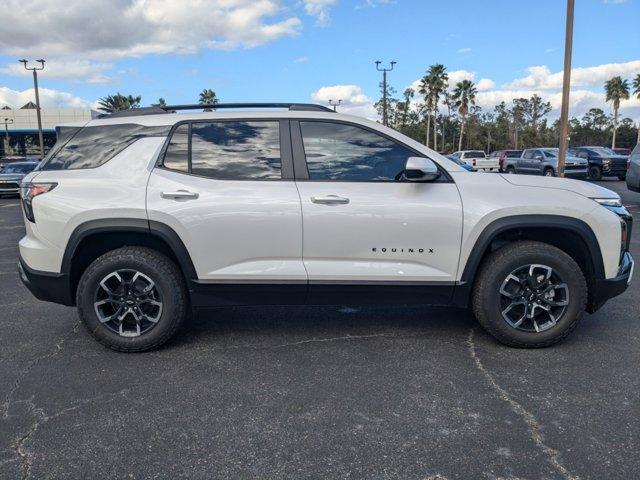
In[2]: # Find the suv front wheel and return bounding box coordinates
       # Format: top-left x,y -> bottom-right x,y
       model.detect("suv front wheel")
76,247 -> 188,352
472,241 -> 587,348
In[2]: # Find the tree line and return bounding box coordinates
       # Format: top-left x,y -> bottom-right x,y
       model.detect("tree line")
378,66 -> 640,152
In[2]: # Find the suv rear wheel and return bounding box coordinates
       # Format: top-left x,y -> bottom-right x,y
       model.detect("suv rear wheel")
76,247 -> 188,352
472,241 -> 587,348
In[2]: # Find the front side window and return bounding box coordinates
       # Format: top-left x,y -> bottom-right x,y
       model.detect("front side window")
191,121 -> 281,180
299,121 -> 415,181
523,150 -> 533,159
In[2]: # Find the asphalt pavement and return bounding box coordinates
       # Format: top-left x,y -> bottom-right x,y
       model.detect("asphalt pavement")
0,179 -> 638,480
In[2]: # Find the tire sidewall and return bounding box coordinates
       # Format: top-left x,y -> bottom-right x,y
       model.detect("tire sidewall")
477,248 -> 586,346
77,252 -> 185,351
589,165 -> 602,181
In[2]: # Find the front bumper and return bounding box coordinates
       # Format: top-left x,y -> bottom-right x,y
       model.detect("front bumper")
18,258 -> 75,306
588,251 -> 634,313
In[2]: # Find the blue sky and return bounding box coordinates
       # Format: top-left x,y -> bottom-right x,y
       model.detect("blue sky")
0,0 -> 639,119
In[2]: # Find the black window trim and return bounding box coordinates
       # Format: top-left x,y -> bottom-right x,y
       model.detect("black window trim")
156,118 -> 294,181
289,118 -> 453,183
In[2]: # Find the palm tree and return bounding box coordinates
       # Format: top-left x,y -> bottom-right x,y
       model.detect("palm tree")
452,80 -> 477,151
199,89 -> 218,111
97,93 -> 142,113
604,76 -> 630,149
418,74 -> 435,147
426,64 -> 448,151
633,74 -> 640,144
152,97 -> 167,108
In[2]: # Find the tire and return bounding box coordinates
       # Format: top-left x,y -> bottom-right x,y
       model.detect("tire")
76,247 -> 188,352
505,166 -> 515,174
588,165 -> 602,181
472,240 -> 587,348
543,168 -> 555,177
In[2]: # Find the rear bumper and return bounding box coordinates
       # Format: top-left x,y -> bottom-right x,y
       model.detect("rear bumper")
18,258 -> 75,306
588,251 -> 634,313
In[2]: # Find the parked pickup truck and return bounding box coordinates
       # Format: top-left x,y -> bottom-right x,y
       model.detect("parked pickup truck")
569,146 -> 629,181
503,148 -> 588,178
450,150 -> 499,172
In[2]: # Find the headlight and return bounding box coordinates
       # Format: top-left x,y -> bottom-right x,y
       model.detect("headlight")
593,198 -> 622,208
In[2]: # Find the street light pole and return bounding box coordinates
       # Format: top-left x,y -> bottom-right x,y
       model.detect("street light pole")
375,61 -> 396,127
328,99 -> 342,112
557,0 -> 574,178
19,59 -> 46,159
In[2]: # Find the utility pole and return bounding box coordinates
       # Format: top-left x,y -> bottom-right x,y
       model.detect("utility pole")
375,61 -> 396,126
557,0 -> 574,178
328,99 -> 342,112
3,117 -> 13,157
19,59 -> 46,159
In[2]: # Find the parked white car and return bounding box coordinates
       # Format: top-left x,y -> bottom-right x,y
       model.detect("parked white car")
18,103 -> 633,351
450,150 -> 499,172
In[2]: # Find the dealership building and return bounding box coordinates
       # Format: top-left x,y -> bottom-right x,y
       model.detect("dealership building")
1,103 -> 99,158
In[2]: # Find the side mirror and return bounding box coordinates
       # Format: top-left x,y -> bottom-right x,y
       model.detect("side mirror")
534,154 -> 543,160
404,157 -> 441,182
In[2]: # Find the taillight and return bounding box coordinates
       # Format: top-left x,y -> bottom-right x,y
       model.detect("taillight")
472,159 -> 476,166
20,182 -> 57,223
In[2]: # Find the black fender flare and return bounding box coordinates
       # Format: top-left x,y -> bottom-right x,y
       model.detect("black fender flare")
61,218 -> 198,281
453,214 -> 605,307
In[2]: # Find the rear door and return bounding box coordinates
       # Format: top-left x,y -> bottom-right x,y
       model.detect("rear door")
146,119 -> 306,303
291,120 -> 463,304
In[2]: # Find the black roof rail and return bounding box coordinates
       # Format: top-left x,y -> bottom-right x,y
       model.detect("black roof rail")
163,103 -> 333,112
99,102 -> 333,118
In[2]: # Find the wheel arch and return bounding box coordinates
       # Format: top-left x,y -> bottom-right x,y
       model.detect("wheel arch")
455,215 -> 605,308
62,219 -> 197,302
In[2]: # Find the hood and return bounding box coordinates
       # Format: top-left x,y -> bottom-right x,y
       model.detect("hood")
501,174 -> 619,199
564,155 -> 588,165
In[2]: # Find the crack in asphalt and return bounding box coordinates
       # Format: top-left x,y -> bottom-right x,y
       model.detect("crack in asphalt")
2,320 -> 80,420
10,390 -> 130,480
467,328 -> 579,480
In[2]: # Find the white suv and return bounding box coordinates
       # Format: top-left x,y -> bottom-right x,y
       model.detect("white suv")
18,103 -> 634,352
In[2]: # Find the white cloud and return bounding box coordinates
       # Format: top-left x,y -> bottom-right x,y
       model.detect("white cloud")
506,60 -> 640,90
311,84 -> 377,119
0,60 -> 115,85
293,56 -> 309,63
457,47 -> 472,54
603,0 -> 627,4
0,0 -> 301,61
303,0 -> 337,26
0,86 -> 92,109
476,78 -> 496,91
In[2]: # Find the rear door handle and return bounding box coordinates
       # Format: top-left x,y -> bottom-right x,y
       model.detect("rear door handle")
161,190 -> 199,200
310,195 -> 350,205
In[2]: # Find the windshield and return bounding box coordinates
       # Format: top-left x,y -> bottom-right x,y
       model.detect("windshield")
506,150 -> 522,158
0,163 -> 36,174
542,149 -> 558,158
589,147 -> 616,157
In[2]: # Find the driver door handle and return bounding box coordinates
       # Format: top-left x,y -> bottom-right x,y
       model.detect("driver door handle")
161,190 -> 199,200
310,195 -> 350,205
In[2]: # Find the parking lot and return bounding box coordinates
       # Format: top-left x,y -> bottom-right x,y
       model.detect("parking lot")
0,179 -> 638,480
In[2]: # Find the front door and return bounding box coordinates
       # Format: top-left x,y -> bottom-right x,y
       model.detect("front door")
146,119 -> 306,304
291,120 -> 463,304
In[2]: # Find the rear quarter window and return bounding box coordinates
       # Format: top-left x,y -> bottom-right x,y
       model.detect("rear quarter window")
40,124 -> 170,171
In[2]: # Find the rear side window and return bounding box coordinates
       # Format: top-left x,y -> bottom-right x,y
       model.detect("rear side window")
160,121 -> 282,180
163,124 -> 188,172
299,121 -> 415,181
40,124 -> 170,171
191,122 -> 281,180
